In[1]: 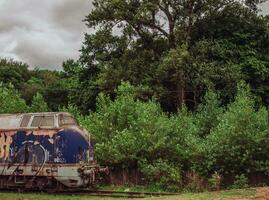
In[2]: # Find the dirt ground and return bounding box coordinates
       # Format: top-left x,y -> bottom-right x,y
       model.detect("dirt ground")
252,187 -> 269,200
236,187 -> 269,200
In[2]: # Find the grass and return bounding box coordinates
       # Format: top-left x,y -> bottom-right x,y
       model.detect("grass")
149,189 -> 256,200
0,188 -> 256,200
100,185 -> 168,192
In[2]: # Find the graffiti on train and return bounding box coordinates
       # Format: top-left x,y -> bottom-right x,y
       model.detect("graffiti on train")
0,133 -> 13,160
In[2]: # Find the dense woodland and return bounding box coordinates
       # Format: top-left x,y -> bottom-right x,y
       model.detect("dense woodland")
1,0 -> 269,191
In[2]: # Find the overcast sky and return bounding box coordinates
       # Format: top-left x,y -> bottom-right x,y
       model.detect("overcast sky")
0,0 -> 268,70
0,0 -> 92,70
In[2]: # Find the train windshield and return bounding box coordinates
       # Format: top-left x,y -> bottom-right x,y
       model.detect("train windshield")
31,116 -> 54,127
59,114 -> 78,126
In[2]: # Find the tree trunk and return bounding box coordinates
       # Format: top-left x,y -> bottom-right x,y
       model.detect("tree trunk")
176,72 -> 185,108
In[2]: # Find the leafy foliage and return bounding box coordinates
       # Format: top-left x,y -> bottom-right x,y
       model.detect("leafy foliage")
139,159 -> 182,191
75,81 -> 269,190
196,90 -> 223,137
0,59 -> 30,90
0,84 -> 50,114
84,82 -> 164,167
29,93 -> 49,112
0,83 -> 29,114
208,172 -> 222,191
75,0 -> 269,113
205,82 -> 269,175
231,174 -> 249,189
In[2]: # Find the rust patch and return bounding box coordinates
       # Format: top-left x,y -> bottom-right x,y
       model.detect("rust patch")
32,130 -> 57,144
32,130 -> 56,138
0,133 -> 13,160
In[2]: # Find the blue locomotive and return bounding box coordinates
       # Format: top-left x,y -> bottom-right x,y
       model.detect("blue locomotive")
0,112 -> 106,190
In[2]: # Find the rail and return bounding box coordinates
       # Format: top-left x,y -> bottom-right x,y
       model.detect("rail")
48,189 -> 181,198
0,188 -> 180,198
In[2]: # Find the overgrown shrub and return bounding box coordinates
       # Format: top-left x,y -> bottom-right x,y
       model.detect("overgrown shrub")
208,172 -> 222,191
0,83 -> 51,114
0,83 -> 29,113
78,82 -> 200,190
139,159 -> 182,191
231,174 -> 249,189
29,92 -> 49,112
196,90 -> 223,137
84,82 -> 164,167
183,171 -> 207,192
205,82 -> 269,175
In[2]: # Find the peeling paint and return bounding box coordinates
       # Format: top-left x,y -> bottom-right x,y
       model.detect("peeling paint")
0,133 -> 13,160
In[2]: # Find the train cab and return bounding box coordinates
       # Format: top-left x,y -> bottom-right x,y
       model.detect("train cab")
0,112 -> 102,190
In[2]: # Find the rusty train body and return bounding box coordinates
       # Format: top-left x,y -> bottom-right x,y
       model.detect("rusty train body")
0,112 -> 104,190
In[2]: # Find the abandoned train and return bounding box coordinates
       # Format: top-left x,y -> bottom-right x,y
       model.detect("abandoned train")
0,112 -> 106,190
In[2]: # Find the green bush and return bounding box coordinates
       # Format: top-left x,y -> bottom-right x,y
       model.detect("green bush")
72,81 -> 269,190
183,172 -> 206,192
29,92 -> 49,112
231,174 -> 249,189
78,82 -> 200,190
208,172 -> 222,191
139,159 -> 182,191
205,82 -> 269,175
0,83 -> 29,113
84,82 -> 164,167
196,90 -> 223,138
0,83 -> 51,114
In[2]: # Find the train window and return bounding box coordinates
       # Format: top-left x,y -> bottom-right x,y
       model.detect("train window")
31,116 -> 42,127
40,116 -> 54,126
59,115 -> 77,126
20,115 -> 31,127
31,116 -> 54,127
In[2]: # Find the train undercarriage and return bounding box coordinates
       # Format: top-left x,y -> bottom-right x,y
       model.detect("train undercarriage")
0,163 -> 105,191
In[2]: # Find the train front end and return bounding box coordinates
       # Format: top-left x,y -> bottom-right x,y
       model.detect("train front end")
52,120 -> 106,188
0,112 -> 107,190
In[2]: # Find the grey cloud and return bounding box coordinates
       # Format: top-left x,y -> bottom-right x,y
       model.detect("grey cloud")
51,1 -> 92,33
0,18 -> 33,34
0,0 -> 94,70
12,28 -> 77,70
260,1 -> 269,15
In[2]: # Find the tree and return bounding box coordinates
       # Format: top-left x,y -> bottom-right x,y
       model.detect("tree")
30,92 -> 49,112
87,0 -> 265,47
21,77 -> 44,104
83,82 -> 164,167
78,0 -> 268,112
29,68 -> 69,111
205,82 -> 269,175
61,59 -> 97,113
0,58 -> 30,90
81,82 -> 200,190
196,90 -> 223,138
158,45 -> 190,109
0,83 -> 29,114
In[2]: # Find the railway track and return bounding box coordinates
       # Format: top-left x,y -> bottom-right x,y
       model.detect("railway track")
48,189 -> 181,198
0,188 -> 180,198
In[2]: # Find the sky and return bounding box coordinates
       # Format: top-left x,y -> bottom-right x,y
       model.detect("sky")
0,0 -> 93,70
0,0 -> 268,70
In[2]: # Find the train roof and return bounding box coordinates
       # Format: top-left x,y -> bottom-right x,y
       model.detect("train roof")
0,112 -> 72,117
0,112 -> 75,130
